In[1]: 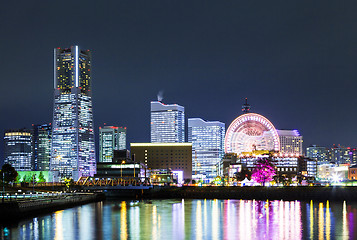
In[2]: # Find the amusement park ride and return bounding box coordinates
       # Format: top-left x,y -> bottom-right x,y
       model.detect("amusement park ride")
225,98 -> 280,155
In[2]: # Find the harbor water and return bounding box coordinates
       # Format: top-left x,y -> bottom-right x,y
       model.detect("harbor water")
1,199 -> 356,239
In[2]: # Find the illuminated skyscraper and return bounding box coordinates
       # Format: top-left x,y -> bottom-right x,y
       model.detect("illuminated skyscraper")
276,130 -> 303,155
51,46 -> 96,180
99,126 -> 127,162
32,124 -> 52,171
188,118 -> 225,181
151,101 -> 185,143
4,129 -> 32,171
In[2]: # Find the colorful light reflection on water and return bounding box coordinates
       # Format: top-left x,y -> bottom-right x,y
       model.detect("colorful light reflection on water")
0,199 -> 356,239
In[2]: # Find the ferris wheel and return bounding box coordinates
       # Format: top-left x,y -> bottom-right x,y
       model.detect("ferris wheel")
224,113 -> 280,154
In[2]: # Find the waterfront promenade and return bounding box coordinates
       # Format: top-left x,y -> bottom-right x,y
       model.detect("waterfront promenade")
149,186 -> 357,201
0,192 -> 104,222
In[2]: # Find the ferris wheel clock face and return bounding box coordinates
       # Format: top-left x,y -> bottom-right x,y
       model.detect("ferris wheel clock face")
224,113 -> 280,154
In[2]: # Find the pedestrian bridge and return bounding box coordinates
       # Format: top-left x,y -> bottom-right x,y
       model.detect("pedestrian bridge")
76,176 -> 153,190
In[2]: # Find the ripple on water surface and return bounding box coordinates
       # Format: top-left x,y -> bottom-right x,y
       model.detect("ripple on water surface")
0,199 -> 355,240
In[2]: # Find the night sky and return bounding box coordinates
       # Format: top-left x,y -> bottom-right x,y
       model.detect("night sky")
1,1 -> 357,163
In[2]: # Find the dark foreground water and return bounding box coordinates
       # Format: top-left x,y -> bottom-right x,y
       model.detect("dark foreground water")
1,199 -> 356,240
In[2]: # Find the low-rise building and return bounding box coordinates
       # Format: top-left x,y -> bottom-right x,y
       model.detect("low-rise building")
217,151 -> 317,180
348,165 -> 357,180
317,163 -> 349,182
130,143 -> 192,181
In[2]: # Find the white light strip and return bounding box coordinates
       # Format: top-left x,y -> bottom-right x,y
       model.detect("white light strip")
131,143 -> 192,147
54,48 -> 56,89
75,45 -> 79,87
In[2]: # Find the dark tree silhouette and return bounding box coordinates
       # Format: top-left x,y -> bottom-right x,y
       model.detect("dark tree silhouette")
235,168 -> 252,181
1,163 -> 18,184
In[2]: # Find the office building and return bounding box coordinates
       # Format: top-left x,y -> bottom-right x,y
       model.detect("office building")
32,124 -> 52,171
349,148 -> 357,165
130,143 -> 192,180
51,46 -> 96,180
328,145 -> 350,164
306,145 -> 328,164
99,126 -> 127,162
4,129 -> 32,171
151,101 -> 185,143
188,118 -> 225,181
277,130 -> 303,155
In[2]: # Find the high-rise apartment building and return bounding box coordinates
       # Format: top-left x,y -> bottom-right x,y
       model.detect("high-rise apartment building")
51,46 -> 96,180
32,124 -> 52,171
4,129 -> 32,171
277,130 -> 303,155
188,118 -> 225,181
151,101 -> 185,143
306,145 -> 328,164
99,126 -> 127,162
117,127 -> 126,150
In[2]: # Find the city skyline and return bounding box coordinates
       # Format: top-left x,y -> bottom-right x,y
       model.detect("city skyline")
2,1 -> 357,163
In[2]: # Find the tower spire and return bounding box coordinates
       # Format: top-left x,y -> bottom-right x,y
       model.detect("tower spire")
242,98 -> 250,113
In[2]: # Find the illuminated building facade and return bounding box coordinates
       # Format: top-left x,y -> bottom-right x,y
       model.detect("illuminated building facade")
277,130 -> 303,155
151,101 -> 185,143
32,124 -> 52,171
306,145 -> 328,164
51,46 -> 96,180
328,145 -> 350,164
99,126 -> 127,162
349,148 -> 357,165
130,143 -> 192,180
237,152 -> 317,178
4,129 -> 32,171
348,165 -> 357,180
317,163 -> 349,181
188,118 -> 225,181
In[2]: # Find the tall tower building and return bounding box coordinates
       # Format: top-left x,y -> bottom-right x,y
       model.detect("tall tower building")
276,130 -> 303,155
151,101 -> 185,143
4,129 -> 32,171
32,124 -> 52,171
188,118 -> 225,181
99,126 -> 127,162
51,46 -> 96,180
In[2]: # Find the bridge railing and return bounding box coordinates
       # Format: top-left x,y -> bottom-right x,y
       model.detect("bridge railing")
76,176 -> 151,187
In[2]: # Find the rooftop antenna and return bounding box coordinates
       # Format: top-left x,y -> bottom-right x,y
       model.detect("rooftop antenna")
242,98 -> 250,114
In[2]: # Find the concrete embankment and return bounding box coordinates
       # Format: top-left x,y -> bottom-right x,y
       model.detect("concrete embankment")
0,193 -> 105,222
148,186 -> 357,201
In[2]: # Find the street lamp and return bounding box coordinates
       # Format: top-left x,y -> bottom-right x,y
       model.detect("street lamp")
2,171 -> 4,203
2,171 -> 4,194
121,160 -> 125,178
32,174 -> 36,193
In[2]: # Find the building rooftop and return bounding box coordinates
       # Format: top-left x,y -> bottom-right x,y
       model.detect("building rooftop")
276,129 -> 301,137
151,101 -> 184,112
188,118 -> 225,127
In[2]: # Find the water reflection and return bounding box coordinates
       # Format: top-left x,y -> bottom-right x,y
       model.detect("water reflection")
1,199 -> 357,239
